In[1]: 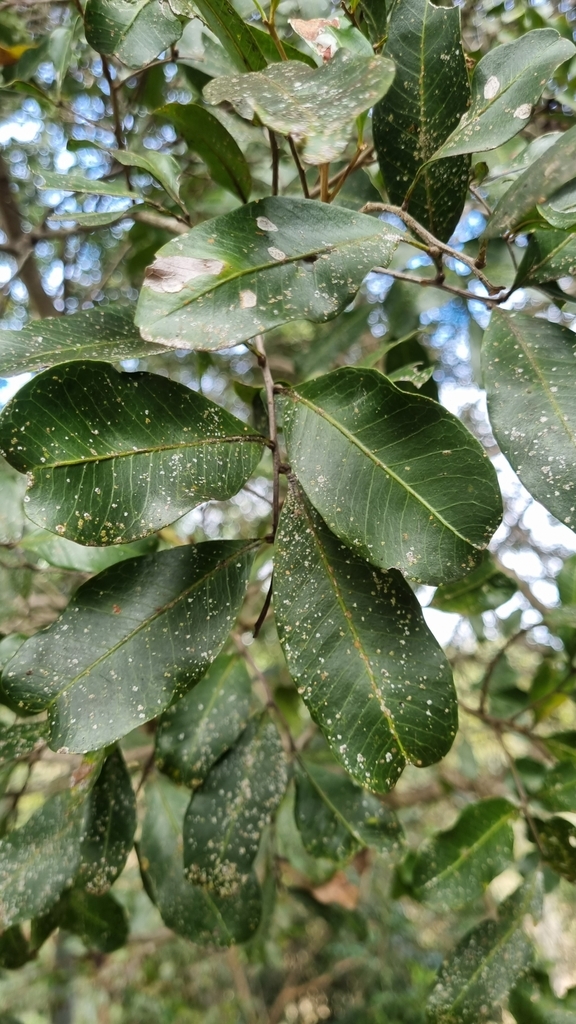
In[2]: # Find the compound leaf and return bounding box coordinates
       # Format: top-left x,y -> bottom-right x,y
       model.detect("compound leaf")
2,541 -> 256,752
135,198 -> 399,352
0,361 -> 264,544
274,485 -> 457,793
282,367 -> 502,585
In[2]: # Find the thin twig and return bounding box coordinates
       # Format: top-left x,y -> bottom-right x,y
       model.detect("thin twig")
319,164 -> 330,203
253,572 -> 274,639
287,137 -> 310,198
479,628 -> 531,714
329,146 -> 366,202
309,147 -> 375,199
100,57 -> 125,152
497,731 -> 547,857
372,265 -> 499,306
269,130 -> 280,196
459,702 -> 553,760
253,335 -> 281,539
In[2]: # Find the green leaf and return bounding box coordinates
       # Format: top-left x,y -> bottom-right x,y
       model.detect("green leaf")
135,198 -> 399,352
534,817 -> 576,882
373,0 -> 470,241
139,776 -> 261,945
355,0 -> 387,45
20,531 -> 158,574
411,798 -> 517,910
158,103 -> 251,203
543,731 -> 576,764
431,30 -> 575,161
112,149 -> 184,209
2,27 -> 74,92
558,554 -> 576,606
36,171 -> 141,200
0,361 -> 264,544
0,783 -> 93,927
248,24 -> 316,68
48,208 -> 136,229
510,974 -> 576,1024
0,721 -> 48,769
0,307 -> 165,378
155,654 -> 252,788
0,926 -> 31,970
204,50 -> 395,166
191,0 -> 266,72
482,309 -> 576,529
427,876 -> 543,1024
274,485 -> 457,793
539,180 -> 576,230
84,0 -> 182,69
2,541 -> 256,752
295,760 -> 403,862
282,367 -> 502,586
0,455 -> 26,544
486,125 -> 576,238
538,763 -> 576,813
515,228 -> 576,286
54,889 -> 128,953
431,557 -> 516,614
183,714 -> 287,894
76,749 -> 136,894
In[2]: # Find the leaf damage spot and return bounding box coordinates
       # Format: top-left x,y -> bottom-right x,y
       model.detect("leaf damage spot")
144,256 -> 225,294
483,76 -> 500,99
268,246 -> 287,262
514,103 -> 532,119
256,217 -> 278,232
240,289 -> 257,309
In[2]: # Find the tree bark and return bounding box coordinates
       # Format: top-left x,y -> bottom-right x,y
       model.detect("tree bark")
0,151 -> 57,318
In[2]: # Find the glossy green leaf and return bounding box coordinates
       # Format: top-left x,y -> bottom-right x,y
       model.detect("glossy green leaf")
112,149 -> 184,209
515,228 -> 576,286
205,50 -> 395,165
427,876 -> 543,1024
354,0 -> 387,45
557,555 -> 576,607
36,171 -> 140,199
431,557 -> 516,614
282,367 -> 502,585
0,781 -> 94,927
538,763 -> 576,813
0,721 -> 48,769
158,103 -> 251,203
192,0 -> 266,72
139,776 -> 261,945
535,817 -> 576,883
539,180 -> 576,230
84,0 -> 182,69
0,307 -> 164,378
183,714 -> 288,894
486,125 -> 576,238
482,309 -> 576,529
295,760 -> 403,862
274,485 -> 457,793
432,30 -> 575,161
373,0 -> 470,241
0,361 -> 264,544
54,889 -> 128,952
2,27 -> 74,93
155,654 -> 252,788
0,455 -> 26,544
2,541 -> 256,752
20,531 -> 158,574
135,198 -> 399,351
76,749 -> 136,893
49,208 -> 135,229
411,798 -> 516,910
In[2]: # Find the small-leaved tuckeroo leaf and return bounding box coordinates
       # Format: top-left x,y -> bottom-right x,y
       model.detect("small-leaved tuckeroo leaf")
373,0 -> 470,241
75,748 -> 136,894
282,367 -> 502,586
158,103 -> 251,203
482,309 -> 576,529
204,50 -> 395,165
295,760 -> 403,862
274,485 -> 457,793
183,714 -> 288,895
0,721 -> 48,770
431,556 -> 516,615
515,228 -> 576,287
139,776 -> 262,945
191,0 -> 267,73
2,541 -> 256,752
53,889 -> 129,953
0,361 -> 264,544
427,875 -> 543,1024
431,30 -> 575,161
411,797 -> 517,910
0,307 -> 164,378
135,198 -> 400,351
486,125 -> 576,238
84,0 -> 182,69
155,654 -> 252,788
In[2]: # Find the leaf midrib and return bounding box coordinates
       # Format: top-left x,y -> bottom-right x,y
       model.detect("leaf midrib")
26,433 -> 264,471
418,806 -> 515,897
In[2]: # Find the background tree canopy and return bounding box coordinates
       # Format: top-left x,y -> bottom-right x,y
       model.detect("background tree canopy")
2,0 -> 576,1021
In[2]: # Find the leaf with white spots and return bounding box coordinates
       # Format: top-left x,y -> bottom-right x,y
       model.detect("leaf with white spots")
482,309 -> 576,529
411,798 -> 517,910
191,0 -> 266,72
183,714 -> 288,895
427,875 -> 543,1024
0,721 -> 48,770
75,749 -> 136,894
431,29 -> 575,161
84,0 -> 182,69
1,541 -> 257,752
139,776 -> 262,945
204,50 -> 395,165
155,654 -> 253,789
373,0 -> 470,241
0,361 -> 264,545
539,179 -> 576,230
282,368 -> 502,586
274,485 -> 457,794
514,228 -> 576,287
135,198 -> 399,351
157,103 -> 252,204
295,759 -> 404,862
0,307 -> 164,378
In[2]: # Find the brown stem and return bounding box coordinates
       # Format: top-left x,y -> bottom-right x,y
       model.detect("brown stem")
253,571 -> 274,639
371,265 -> 499,306
254,335 -> 281,539
101,56 -> 125,151
0,152 -> 57,317
269,130 -> 280,196
319,163 -> 330,203
287,137 -> 310,198
309,147 -> 374,199
329,146 -> 365,202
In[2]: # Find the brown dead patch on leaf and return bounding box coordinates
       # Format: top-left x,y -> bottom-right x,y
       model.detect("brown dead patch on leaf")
144,256 -> 224,293
289,18 -> 339,61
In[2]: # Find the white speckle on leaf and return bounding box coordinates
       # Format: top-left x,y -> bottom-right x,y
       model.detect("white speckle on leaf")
268,247 -> 286,262
484,76 -> 500,99
240,289 -> 257,309
514,103 -> 532,119
256,217 -> 278,232
144,256 -> 225,293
